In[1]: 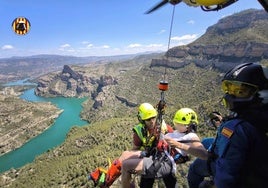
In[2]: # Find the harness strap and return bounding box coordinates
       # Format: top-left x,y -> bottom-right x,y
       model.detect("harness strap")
164,150 -> 176,175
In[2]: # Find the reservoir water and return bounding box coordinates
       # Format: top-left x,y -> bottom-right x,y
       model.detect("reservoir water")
0,87 -> 88,173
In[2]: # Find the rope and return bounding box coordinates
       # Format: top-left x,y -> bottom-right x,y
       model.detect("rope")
167,5 -> 176,52
154,5 -> 177,137
164,4 -> 176,79
153,4 -> 177,158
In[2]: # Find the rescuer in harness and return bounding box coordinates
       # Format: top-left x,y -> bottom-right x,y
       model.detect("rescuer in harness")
120,107 -> 207,188
89,104 -> 206,187
89,102 -> 176,187
205,63 -> 268,187
121,103 -> 177,188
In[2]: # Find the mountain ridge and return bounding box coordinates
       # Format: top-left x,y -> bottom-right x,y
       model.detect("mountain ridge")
0,53 -> 162,84
33,9 -> 268,121
152,9 -> 268,71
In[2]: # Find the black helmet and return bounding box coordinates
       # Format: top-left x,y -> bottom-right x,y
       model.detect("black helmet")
221,63 -> 268,111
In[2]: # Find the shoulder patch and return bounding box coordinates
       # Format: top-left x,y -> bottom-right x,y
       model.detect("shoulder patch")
221,127 -> 234,138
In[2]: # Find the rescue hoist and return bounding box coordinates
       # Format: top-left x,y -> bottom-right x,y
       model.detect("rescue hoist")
153,4 -> 175,148
154,80 -> 169,144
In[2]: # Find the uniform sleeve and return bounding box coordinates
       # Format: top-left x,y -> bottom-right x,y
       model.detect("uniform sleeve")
214,123 -> 251,188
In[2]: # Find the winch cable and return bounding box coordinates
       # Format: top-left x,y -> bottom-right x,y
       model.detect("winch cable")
158,5 -> 202,146
164,4 -> 176,80
151,6 -> 178,176
167,5 -> 176,54
154,4 -> 176,147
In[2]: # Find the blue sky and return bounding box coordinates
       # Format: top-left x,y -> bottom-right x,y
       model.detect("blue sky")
0,0 -> 264,58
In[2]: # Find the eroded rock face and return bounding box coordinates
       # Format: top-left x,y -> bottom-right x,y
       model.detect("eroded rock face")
62,65 -> 83,81
98,75 -> 118,88
35,65 -> 96,97
34,65 -> 119,110
151,9 -> 268,71
187,42 -> 268,59
151,41 -> 268,71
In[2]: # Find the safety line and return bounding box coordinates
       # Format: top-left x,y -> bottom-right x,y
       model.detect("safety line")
164,5 -> 176,79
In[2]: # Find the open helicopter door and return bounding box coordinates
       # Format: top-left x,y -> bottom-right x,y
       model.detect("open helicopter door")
258,0 -> 268,12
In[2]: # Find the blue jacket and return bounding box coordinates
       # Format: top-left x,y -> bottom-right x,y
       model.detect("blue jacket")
211,106 -> 268,188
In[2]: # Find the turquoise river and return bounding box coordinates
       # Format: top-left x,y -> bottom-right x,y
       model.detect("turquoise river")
0,85 -> 89,173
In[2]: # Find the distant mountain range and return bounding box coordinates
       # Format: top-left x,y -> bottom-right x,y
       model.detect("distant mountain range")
0,53 -> 146,84
1,9 -> 267,84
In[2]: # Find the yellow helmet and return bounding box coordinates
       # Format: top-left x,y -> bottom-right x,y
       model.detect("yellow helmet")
138,103 -> 157,120
173,108 -> 198,125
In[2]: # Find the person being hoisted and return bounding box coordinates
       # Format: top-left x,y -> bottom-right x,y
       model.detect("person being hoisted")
88,102 -> 177,187
124,106 -> 207,188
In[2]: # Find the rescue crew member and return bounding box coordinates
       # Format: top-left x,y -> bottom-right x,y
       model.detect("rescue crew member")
121,107 -> 206,188
187,111 -> 223,188
89,103 -> 176,187
207,63 -> 268,188
139,107 -> 205,188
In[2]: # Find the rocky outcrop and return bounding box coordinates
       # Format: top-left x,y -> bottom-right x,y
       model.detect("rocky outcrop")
98,75 -> 118,88
91,76 -> 118,109
163,41 -> 268,61
150,9 -> 268,72
62,65 -> 83,81
35,65 -> 119,109
35,65 -> 102,97
188,42 -> 268,59
152,42 -> 268,72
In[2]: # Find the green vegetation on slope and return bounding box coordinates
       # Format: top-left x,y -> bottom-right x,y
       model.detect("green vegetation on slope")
0,90 -> 61,155
81,62 -> 227,125
1,118 -> 133,187
1,115 -> 214,188
1,62 -> 224,187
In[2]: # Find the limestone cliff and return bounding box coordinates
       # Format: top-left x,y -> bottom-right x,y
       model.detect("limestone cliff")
151,9 -> 268,72
35,65 -> 91,97
35,65 -> 118,109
